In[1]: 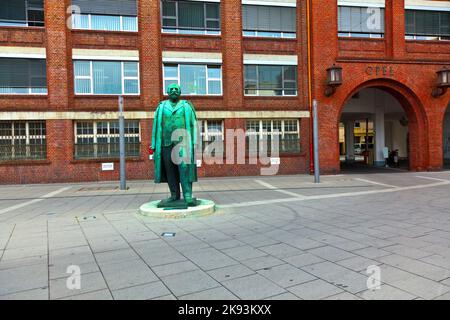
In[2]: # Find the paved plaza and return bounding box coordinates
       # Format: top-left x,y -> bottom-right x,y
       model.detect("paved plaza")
1,170 -> 450,300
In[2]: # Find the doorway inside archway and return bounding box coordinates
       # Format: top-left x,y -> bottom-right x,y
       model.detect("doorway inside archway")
443,103 -> 450,169
339,88 -> 410,171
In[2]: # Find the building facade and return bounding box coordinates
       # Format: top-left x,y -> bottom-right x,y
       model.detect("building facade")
0,0 -> 310,184
0,0 -> 449,184
311,0 -> 450,174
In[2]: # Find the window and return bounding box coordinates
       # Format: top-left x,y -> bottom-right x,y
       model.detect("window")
0,0 -> 44,27
242,5 -> 296,38
198,119 -> 224,152
74,120 -> 141,159
405,10 -> 450,41
74,61 -> 139,95
71,0 -> 138,32
0,121 -> 46,161
245,119 -> 300,154
0,58 -> 47,94
244,65 -> 297,96
338,6 -> 385,38
163,64 -> 222,95
161,0 -> 221,35
354,122 -> 361,128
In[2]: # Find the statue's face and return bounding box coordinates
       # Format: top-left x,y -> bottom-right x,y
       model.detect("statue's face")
167,84 -> 181,101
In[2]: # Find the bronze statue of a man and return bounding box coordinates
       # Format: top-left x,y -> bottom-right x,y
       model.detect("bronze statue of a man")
151,84 -> 198,207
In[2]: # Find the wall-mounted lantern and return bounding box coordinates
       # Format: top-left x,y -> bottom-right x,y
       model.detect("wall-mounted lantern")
325,64 -> 343,97
432,67 -> 450,98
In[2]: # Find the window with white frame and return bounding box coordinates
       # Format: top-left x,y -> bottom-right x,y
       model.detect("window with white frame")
244,65 -> 297,96
245,119 -> 300,153
161,0 -> 221,35
74,120 -> 141,159
199,119 -> 224,152
0,0 -> 44,27
0,121 -> 46,160
0,58 -> 47,94
71,0 -> 138,32
338,5 -> 385,38
242,5 -> 296,39
74,60 -> 139,95
163,64 -> 222,95
200,119 -> 223,140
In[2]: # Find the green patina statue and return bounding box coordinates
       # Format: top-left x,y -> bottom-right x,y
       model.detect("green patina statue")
151,84 -> 198,208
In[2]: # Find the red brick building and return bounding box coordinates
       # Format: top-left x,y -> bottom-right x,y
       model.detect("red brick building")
311,0 -> 450,174
0,0 -> 310,183
0,0 -> 449,184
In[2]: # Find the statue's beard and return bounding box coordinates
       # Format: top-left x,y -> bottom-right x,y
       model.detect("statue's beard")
169,93 -> 180,101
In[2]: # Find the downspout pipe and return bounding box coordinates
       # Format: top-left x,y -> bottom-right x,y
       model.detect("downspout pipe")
306,0 -> 314,174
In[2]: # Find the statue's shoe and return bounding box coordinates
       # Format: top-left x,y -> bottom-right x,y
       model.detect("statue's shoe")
185,197 -> 197,207
159,196 -> 179,205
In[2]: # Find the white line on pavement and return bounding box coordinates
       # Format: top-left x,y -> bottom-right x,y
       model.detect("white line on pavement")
0,186 -> 71,215
415,176 -> 450,183
218,180 -> 450,209
254,180 -> 305,198
354,178 -> 398,188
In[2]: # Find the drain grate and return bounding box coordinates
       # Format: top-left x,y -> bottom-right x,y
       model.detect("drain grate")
161,232 -> 176,238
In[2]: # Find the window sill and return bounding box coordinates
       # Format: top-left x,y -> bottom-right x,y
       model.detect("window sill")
406,39 -> 450,44
244,95 -> 298,99
71,29 -> 138,35
0,94 -> 47,98
74,95 -> 140,98
0,159 -> 50,166
338,36 -> 385,41
161,32 -> 222,39
163,95 -> 223,99
243,36 -> 297,41
71,157 -> 144,164
0,25 -> 45,31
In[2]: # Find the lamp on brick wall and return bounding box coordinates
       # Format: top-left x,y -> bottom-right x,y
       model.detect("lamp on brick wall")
325,64 -> 343,97
432,67 -> 450,98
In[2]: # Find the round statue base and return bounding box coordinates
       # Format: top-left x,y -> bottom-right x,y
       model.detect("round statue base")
139,199 -> 215,219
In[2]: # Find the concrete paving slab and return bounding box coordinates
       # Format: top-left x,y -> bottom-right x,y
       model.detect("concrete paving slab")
207,264 -> 255,282
184,247 -> 239,271
161,270 -> 220,297
98,258 -> 158,291
288,279 -> 343,300
49,271 -> 107,300
179,287 -> 238,300
112,281 -> 170,300
241,255 -> 285,271
0,264 -> 48,296
222,274 -> 286,300
257,264 -> 316,288
60,289 -> 113,300
151,261 -> 199,278
358,285 -> 416,300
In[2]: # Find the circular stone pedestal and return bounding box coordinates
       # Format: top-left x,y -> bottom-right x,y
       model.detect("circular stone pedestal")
138,199 -> 215,219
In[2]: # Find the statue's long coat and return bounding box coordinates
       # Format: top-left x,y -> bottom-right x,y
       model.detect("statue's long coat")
151,100 -> 198,183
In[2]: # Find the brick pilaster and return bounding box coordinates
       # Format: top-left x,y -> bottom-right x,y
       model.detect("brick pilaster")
385,0 -> 406,58
139,0 -> 163,111
222,0 -> 244,110
44,0 -> 72,110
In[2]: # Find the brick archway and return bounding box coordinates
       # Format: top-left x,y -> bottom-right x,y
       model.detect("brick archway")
334,78 -> 429,172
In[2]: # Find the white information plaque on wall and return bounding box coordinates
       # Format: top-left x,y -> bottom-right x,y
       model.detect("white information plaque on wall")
102,163 -> 114,171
